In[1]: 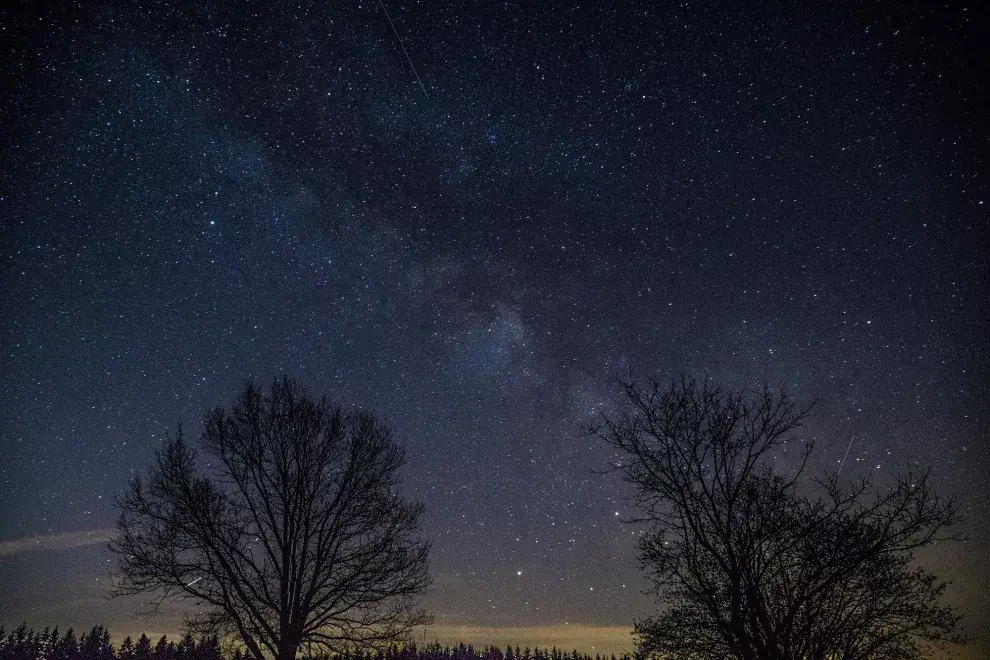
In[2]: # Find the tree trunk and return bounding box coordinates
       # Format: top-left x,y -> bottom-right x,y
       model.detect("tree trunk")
276,634 -> 298,660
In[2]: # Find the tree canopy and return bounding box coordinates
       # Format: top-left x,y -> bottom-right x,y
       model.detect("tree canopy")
591,376 -> 967,660
110,377 -> 431,660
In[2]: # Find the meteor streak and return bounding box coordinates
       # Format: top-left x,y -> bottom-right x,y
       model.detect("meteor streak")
836,432 -> 858,476
379,0 -> 429,99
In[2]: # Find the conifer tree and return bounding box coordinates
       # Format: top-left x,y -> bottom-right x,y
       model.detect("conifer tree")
54,629 -> 79,660
195,637 -> 223,660
176,634 -> 196,659
153,635 -> 174,660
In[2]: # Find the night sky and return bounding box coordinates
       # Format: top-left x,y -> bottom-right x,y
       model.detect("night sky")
1,1 -> 987,657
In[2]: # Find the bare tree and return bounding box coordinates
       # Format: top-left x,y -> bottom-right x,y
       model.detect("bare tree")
591,376 -> 967,660
110,377 -> 431,660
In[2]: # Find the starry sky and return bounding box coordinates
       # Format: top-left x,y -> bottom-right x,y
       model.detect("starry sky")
1,1 -> 987,657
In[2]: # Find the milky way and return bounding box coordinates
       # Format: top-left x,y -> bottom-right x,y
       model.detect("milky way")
2,2 -> 986,655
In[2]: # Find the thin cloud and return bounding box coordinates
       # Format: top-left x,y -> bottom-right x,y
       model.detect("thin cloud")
0,529 -> 114,557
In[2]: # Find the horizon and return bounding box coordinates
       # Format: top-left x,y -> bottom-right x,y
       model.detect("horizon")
2,2 -> 986,659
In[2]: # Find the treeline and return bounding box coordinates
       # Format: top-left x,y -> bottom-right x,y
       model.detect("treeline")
305,644 -> 631,660
0,626 -> 222,660
0,627 -> 631,660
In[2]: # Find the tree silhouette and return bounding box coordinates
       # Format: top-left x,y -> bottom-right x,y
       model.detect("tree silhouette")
591,376 -> 968,660
110,377 -> 431,660
54,628 -> 80,660
194,637 -> 223,660
0,631 -> 616,660
80,627 -> 113,660
133,635 -> 153,660
153,636 -> 175,660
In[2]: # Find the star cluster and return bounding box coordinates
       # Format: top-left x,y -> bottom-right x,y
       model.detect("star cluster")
1,1 -> 987,655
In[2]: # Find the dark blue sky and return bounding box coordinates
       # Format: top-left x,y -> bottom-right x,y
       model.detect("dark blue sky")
2,1 -> 987,655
